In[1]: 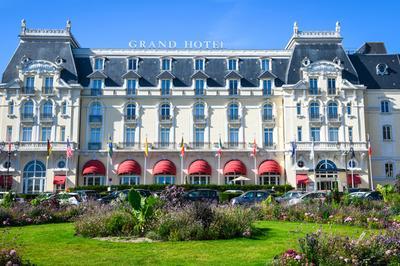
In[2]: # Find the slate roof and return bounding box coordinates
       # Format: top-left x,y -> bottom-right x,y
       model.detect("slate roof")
121,71 -> 141,79
286,43 -> 359,85
225,71 -> 243,79
349,53 -> 400,89
356,42 -> 387,55
156,71 -> 176,79
258,71 -> 277,79
87,70 -> 107,79
191,70 -> 209,79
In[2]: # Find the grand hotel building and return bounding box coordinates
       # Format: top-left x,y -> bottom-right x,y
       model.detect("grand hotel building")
0,21 -> 399,193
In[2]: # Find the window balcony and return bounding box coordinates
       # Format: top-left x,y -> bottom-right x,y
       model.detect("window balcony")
90,89 -> 102,96
117,142 -> 140,150
188,142 -> 211,150
89,115 -> 102,123
295,141 -> 366,151
327,114 -> 342,124
262,115 -> 275,125
228,116 -> 241,124
263,143 -> 276,150
42,87 -> 55,95
88,142 -> 102,150
124,115 -> 138,124
21,87 -> 35,95
40,113 -> 54,123
225,142 -> 246,149
327,88 -> 337,96
21,113 -> 35,123
193,115 -> 207,124
152,142 -> 176,149
309,114 -> 324,124
159,115 -> 173,123
308,88 -> 321,96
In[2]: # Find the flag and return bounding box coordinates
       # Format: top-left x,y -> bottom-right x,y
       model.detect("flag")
108,136 -> 113,158
180,137 -> 185,157
66,138 -> 73,158
46,139 -> 52,159
349,147 -> 356,159
8,142 -> 11,153
368,134 -> 372,156
215,137 -> 223,157
144,137 -> 149,157
290,141 -> 297,159
309,138 -> 314,160
250,138 -> 257,157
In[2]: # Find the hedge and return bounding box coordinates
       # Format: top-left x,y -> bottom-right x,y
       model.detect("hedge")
70,184 -> 293,194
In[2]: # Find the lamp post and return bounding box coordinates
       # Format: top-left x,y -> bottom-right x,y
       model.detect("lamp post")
0,142 -> 20,191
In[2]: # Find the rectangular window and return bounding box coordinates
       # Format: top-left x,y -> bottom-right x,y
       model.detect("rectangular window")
127,79 -> 137,95
161,58 -> 171,71
310,127 -> 320,141
127,58 -> 137,71
160,127 -> 170,147
309,78 -> 318,95
41,127 -> 52,142
229,80 -> 238,95
60,126 -> 65,142
195,59 -> 204,71
261,59 -> 270,71
264,128 -> 273,147
44,77 -> 54,94
161,79 -> 171,95
91,79 -> 102,96
6,126 -> 12,142
125,127 -> 135,144
348,127 -> 353,142
297,127 -> 302,142
229,127 -> 239,147
327,78 -> 336,95
296,103 -> 301,115
347,103 -> 352,115
383,125 -> 392,140
25,77 -> 35,93
385,163 -> 394,178
22,127 -> 32,142
381,101 -> 390,113
328,127 -> 339,142
262,80 -> 272,96
194,127 -> 205,147
90,127 -> 101,142
94,58 -> 104,70
228,59 -> 237,71
195,79 -> 204,95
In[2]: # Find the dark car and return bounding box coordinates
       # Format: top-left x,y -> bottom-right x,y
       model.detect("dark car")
75,190 -> 101,202
98,189 -> 152,204
349,191 -> 383,201
184,189 -> 219,203
230,190 -> 270,206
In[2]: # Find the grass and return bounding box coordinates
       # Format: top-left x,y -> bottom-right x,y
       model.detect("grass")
2,221 -> 372,266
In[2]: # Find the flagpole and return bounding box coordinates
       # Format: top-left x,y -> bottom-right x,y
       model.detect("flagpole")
217,155 -> 221,185
254,155 -> 257,185
65,156 -> 69,191
144,155 -> 147,185
368,134 -> 374,190
181,155 -> 184,185
312,139 -> 316,192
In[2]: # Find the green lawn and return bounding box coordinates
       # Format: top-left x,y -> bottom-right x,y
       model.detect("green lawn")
2,221 -> 370,266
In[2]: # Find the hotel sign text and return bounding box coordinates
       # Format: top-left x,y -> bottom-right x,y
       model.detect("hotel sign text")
128,40 -> 224,49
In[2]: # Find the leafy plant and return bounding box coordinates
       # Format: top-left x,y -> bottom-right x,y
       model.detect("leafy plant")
0,192 -> 15,208
128,189 -> 158,234
376,184 -> 395,203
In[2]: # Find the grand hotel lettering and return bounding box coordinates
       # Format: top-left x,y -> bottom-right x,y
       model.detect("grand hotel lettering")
128,40 -> 224,49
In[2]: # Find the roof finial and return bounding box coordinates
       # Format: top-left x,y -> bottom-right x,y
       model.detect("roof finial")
21,19 -> 26,34
293,21 -> 299,36
66,19 -> 71,33
335,21 -> 341,34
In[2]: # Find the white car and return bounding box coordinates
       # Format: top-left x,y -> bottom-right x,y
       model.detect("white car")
287,191 -> 327,206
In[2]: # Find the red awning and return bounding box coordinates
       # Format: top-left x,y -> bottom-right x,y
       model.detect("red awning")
223,160 -> 247,175
117,160 -> 141,175
258,160 -> 281,175
188,160 -> 212,175
347,174 -> 362,185
53,176 -> 66,185
296,174 -> 309,185
0,176 -> 13,188
82,160 -> 106,176
153,160 -> 176,175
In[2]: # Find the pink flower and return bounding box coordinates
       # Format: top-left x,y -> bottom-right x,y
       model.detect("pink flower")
344,217 -> 353,223
9,250 -> 16,256
295,255 -> 302,260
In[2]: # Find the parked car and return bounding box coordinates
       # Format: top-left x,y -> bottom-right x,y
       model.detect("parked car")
98,189 -> 152,204
75,190 -> 101,202
183,189 -> 219,203
230,190 -> 270,206
55,192 -> 81,206
349,191 -> 383,201
287,191 -> 327,206
348,188 -> 371,193
275,190 -> 305,203
223,189 -> 244,194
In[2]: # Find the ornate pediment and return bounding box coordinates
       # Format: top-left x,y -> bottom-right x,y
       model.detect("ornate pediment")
305,60 -> 342,75
18,59 -> 61,74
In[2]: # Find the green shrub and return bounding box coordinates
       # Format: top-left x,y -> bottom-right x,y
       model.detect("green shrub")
219,192 -> 242,203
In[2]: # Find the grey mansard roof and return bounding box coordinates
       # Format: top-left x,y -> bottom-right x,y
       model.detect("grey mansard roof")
286,43 -> 359,85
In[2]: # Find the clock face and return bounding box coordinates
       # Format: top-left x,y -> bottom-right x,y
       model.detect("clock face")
297,160 -> 304,168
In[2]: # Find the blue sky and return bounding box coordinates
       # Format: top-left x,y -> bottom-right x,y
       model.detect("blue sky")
1,0 -> 399,74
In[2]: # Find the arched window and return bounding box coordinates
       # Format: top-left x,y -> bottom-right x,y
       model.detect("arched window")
327,102 -> 338,119
228,103 -> 239,121
263,103 -> 273,121
22,100 -> 34,118
23,160 -> 46,194
8,100 -> 14,115
160,103 -> 171,120
126,103 -> 136,119
316,160 -> 337,172
194,102 -> 205,120
346,102 -> 352,115
309,102 -> 320,120
61,101 -> 67,115
42,101 -> 53,118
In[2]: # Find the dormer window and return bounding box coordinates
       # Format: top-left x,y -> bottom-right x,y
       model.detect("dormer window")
127,58 -> 138,71
195,59 -> 204,71
262,80 -> 272,96
127,79 -> 137,95
195,79 -> 205,95
91,79 -> 103,96
227,59 -> 238,71
228,80 -> 238,95
161,58 -> 171,71
261,58 -> 270,71
94,58 -> 104,71
161,79 -> 171,96
376,63 -> 388,75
